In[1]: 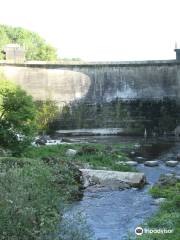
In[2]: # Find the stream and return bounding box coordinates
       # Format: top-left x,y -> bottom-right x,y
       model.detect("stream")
60,137 -> 180,240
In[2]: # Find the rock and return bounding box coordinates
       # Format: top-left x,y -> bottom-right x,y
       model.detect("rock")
144,161 -> 159,167
134,144 -> 141,149
126,161 -> 138,166
134,157 -> 146,163
80,169 -> 146,190
65,149 -> 77,157
115,161 -> 127,165
46,139 -> 62,145
165,161 -> 179,167
129,151 -> 139,157
35,138 -> 47,145
155,173 -> 180,187
153,198 -> 166,205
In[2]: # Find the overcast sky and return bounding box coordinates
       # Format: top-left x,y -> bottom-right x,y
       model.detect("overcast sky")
0,0 -> 180,61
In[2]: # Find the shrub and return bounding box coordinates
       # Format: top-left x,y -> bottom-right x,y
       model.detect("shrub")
0,78 -> 37,155
0,157 -> 85,240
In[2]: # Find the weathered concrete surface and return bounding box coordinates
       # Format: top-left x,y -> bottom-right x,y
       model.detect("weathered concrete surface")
0,61 -> 180,105
1,61 -> 180,130
80,169 -> 146,190
0,65 -> 91,105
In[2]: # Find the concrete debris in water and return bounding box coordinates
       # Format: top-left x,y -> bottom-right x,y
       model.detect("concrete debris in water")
80,169 -> 146,190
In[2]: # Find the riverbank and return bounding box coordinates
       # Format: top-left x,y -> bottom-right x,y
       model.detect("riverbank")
24,143 -> 135,172
1,139 -> 179,239
0,155 -> 84,240
136,174 -> 180,240
0,142 -> 136,240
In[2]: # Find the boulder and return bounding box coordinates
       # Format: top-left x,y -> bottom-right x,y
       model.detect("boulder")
115,161 -> 127,165
80,169 -> 146,190
155,173 -> 180,187
65,149 -> 77,157
134,144 -> 141,149
35,138 -> 47,145
129,151 -> 139,157
165,161 -> 179,167
144,161 -> 159,167
134,157 -> 146,163
126,161 -> 138,166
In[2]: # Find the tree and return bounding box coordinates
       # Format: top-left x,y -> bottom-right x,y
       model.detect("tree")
35,100 -> 59,135
0,79 -> 37,154
0,24 -> 57,61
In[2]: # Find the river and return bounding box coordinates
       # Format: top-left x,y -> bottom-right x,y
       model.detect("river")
59,137 -> 180,240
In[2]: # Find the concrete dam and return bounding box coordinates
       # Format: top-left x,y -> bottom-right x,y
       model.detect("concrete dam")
1,60 -> 180,134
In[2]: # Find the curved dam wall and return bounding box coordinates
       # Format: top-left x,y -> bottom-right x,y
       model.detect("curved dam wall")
0,61 -> 180,103
0,61 -> 180,132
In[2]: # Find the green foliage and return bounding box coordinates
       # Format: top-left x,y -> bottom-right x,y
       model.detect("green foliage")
0,78 -> 37,155
24,143 -> 134,172
0,24 -> 57,61
137,182 -> 180,240
35,100 -> 59,134
0,156 -> 86,240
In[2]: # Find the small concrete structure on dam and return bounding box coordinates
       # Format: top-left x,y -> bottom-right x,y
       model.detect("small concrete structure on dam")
1,51 -> 180,132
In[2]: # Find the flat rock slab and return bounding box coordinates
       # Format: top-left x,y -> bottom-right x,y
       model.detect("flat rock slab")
80,169 -> 146,190
165,161 -> 179,167
144,161 -> 159,167
126,161 -> 138,166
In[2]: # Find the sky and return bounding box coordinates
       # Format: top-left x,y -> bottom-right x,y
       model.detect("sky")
0,0 -> 180,61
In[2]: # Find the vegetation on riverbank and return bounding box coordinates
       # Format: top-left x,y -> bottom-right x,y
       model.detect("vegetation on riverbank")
137,175 -> 180,240
0,142 -> 134,239
0,77 -> 37,155
0,155 -> 91,240
24,143 -> 135,172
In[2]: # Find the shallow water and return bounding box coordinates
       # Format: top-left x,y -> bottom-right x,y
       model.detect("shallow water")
61,139 -> 180,240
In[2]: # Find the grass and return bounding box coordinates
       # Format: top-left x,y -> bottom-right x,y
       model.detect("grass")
24,143 -> 135,172
134,181 -> 180,240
